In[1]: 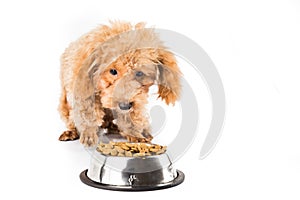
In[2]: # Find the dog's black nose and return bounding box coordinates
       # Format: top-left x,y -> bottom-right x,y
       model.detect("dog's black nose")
118,102 -> 133,110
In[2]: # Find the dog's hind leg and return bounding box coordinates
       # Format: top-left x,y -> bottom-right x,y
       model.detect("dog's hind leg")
58,88 -> 79,141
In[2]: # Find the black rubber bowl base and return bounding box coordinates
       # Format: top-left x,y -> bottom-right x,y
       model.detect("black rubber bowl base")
79,169 -> 185,191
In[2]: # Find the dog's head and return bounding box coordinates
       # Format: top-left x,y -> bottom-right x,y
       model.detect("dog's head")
89,50 -> 181,112
82,25 -> 181,113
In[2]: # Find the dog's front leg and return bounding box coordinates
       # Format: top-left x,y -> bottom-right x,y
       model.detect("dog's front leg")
73,95 -> 104,146
117,112 -> 152,143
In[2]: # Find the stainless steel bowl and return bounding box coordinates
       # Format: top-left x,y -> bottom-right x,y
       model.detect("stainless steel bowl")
80,150 -> 184,191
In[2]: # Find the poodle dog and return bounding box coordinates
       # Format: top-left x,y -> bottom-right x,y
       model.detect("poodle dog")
58,21 -> 181,146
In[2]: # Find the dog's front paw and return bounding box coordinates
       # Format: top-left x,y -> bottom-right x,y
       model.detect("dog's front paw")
142,129 -> 153,141
119,128 -> 153,143
125,135 -> 152,143
79,132 -> 98,147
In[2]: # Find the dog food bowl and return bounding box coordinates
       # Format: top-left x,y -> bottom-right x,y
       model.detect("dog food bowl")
80,150 -> 184,191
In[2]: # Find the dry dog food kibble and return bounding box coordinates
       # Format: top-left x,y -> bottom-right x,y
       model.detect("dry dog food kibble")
96,142 -> 167,157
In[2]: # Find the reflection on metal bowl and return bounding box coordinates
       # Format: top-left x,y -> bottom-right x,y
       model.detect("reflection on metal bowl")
80,150 -> 184,191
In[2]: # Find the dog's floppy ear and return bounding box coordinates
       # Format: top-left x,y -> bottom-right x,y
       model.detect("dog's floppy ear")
156,50 -> 181,105
73,53 -> 97,100
87,52 -> 107,91
73,51 -> 104,128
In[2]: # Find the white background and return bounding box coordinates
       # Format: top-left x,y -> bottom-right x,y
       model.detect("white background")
0,0 -> 299,199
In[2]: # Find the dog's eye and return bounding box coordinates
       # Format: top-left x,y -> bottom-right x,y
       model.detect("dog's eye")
135,71 -> 144,77
109,69 -> 118,76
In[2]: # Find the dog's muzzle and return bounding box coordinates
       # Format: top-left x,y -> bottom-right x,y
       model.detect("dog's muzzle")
118,102 -> 133,110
